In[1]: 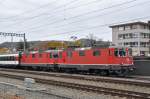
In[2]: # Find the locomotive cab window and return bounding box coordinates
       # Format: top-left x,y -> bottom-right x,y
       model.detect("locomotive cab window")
53,53 -> 59,58
114,49 -> 118,56
93,50 -> 100,56
119,49 -> 126,56
79,50 -> 85,56
114,48 -> 126,57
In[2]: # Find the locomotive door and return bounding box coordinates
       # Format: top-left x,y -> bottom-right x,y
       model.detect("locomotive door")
52,52 -> 59,70
108,49 -> 114,64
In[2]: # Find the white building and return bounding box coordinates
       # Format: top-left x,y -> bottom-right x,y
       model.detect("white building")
110,21 -> 150,56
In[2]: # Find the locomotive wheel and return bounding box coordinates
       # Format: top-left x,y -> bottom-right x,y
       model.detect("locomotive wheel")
100,70 -> 109,76
118,69 -> 129,77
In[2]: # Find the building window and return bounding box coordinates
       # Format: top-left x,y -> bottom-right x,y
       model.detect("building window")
144,25 -> 146,29
79,51 -> 85,56
118,43 -> 122,46
93,50 -> 100,56
140,42 -> 149,47
118,26 -> 124,31
140,33 -> 150,38
140,51 -> 145,56
118,33 -> 139,39
132,33 -> 138,38
132,25 -> 137,29
118,34 -> 123,40
140,25 -> 145,29
125,26 -> 131,30
124,42 -> 138,47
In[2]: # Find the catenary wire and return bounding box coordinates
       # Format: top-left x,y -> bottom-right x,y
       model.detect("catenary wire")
15,0 -> 143,32
38,15 -> 150,38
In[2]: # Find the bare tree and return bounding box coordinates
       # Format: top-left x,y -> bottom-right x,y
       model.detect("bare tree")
17,39 -> 29,51
86,33 -> 97,47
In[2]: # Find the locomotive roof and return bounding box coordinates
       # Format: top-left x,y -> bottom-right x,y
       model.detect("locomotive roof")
74,47 -> 91,51
28,50 -> 63,54
45,50 -> 63,52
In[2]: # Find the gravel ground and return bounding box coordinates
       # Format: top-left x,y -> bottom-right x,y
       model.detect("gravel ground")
0,81 -> 68,99
0,76 -> 127,99
1,71 -> 150,94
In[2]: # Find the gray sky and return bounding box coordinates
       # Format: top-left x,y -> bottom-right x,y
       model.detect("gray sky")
0,0 -> 150,43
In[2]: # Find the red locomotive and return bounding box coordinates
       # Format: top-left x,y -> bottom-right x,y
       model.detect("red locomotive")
0,47 -> 134,76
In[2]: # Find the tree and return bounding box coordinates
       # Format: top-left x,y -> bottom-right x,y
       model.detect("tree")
86,33 -> 97,47
17,40 -> 24,51
17,39 -> 29,51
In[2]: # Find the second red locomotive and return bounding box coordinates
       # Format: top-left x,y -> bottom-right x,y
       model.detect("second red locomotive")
18,47 -> 134,76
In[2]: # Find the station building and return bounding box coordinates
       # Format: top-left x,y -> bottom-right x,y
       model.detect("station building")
110,21 -> 150,56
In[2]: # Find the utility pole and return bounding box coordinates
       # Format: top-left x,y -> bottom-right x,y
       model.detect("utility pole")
0,32 -> 26,52
23,33 -> 26,52
11,35 -> 13,53
149,40 -> 150,56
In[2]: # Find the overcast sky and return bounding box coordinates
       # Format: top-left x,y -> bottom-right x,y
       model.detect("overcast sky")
0,0 -> 150,43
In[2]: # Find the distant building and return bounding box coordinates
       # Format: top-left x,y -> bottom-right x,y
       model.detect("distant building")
0,47 -> 9,53
110,21 -> 150,56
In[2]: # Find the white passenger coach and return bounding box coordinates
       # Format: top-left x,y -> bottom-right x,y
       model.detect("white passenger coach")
0,54 -> 19,65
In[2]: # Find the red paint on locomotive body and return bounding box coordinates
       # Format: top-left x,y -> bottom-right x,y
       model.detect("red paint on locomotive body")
20,47 -> 134,73
0,47 -> 134,75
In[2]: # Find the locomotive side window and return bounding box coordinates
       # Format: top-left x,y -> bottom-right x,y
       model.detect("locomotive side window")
11,56 -> 15,61
79,51 -> 85,56
67,51 -> 72,57
53,53 -> 59,58
93,50 -> 100,56
0,56 -> 15,61
0,57 -> 2,61
114,49 -> 118,56
32,54 -> 35,58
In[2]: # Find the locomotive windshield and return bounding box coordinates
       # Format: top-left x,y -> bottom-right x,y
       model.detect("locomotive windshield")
114,48 -> 126,57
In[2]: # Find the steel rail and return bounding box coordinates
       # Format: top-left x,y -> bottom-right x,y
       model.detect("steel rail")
0,68 -> 150,87
0,71 -> 149,99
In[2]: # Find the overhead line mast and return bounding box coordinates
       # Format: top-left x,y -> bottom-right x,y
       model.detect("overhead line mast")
0,32 -> 26,52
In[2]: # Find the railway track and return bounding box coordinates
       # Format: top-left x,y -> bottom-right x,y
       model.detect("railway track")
0,68 -> 150,87
0,69 -> 150,98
